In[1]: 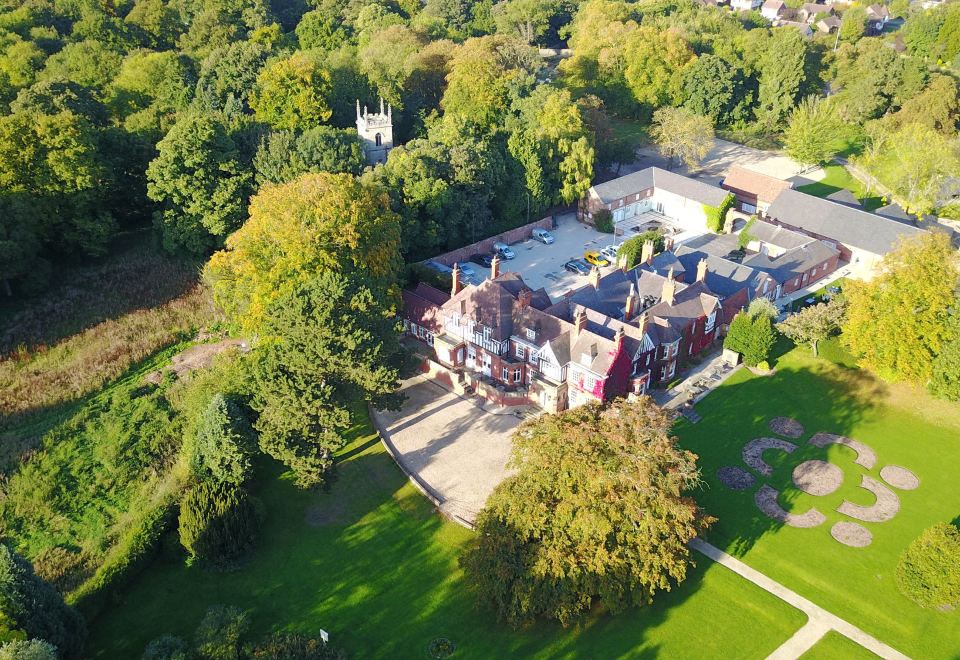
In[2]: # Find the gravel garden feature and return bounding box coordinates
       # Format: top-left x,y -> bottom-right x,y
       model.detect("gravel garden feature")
755,485 -> 826,528
880,465 -> 920,490
831,522 -> 873,548
837,476 -> 900,523
742,437 -> 797,477
769,417 -> 805,438
808,432 -> 877,469
792,460 -> 843,496
717,466 -> 755,490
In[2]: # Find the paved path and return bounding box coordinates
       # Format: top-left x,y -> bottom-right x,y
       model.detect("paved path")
690,538 -> 910,660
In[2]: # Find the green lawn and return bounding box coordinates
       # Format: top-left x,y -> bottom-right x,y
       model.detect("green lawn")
796,164 -> 884,211
675,347 -> 960,658
87,418 -> 805,659
800,631 -> 879,659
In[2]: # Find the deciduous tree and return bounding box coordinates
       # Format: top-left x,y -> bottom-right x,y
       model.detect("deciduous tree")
461,398 -> 711,627
776,297 -> 845,357
250,52 -> 333,130
650,106 -> 713,170
784,96 -> 846,166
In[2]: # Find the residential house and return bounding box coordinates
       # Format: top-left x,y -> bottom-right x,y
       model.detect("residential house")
816,15 -> 842,32
581,167 -> 730,234
780,20 -> 815,36
731,0 -> 763,9
721,166 -> 793,215
764,188 -> 925,278
799,2 -> 832,21
762,0 -> 786,19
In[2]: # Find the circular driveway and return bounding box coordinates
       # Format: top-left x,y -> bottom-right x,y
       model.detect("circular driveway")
371,378 -> 522,524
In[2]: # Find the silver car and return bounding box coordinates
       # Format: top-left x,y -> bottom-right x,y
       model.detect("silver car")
532,228 -> 555,244
600,244 -> 621,262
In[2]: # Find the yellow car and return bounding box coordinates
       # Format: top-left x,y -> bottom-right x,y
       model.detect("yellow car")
584,251 -> 610,267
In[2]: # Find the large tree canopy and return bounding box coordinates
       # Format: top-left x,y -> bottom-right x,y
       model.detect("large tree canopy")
462,398 -> 712,627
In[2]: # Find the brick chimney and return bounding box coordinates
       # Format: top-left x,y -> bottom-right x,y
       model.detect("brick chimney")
696,258 -> 708,284
518,287 -> 532,309
615,325 -> 625,349
451,262 -> 462,296
665,236 -> 675,252
574,306 -> 588,336
638,310 -> 649,335
624,282 -> 638,321
641,240 -> 655,266
490,254 -> 500,279
618,254 -> 629,272
661,267 -> 676,306
589,265 -> 601,289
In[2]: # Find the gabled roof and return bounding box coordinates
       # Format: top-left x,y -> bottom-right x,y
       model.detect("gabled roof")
825,188 -> 862,208
748,220 -> 815,251
722,166 -> 793,204
674,246 -> 775,297
643,281 -> 720,339
402,283 -> 450,332
765,188 -> 926,255
590,167 -> 729,207
742,241 -> 839,282
443,275 -> 521,341
763,0 -> 785,9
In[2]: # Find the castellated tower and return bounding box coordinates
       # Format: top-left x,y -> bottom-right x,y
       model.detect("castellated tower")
355,98 -> 393,165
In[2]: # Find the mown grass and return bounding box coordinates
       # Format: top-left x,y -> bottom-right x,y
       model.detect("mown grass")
796,164 -> 884,211
800,631 -> 879,659
675,345 -> 960,658
86,414 -> 807,659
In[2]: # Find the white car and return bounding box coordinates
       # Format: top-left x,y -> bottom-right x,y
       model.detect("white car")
600,245 -> 621,262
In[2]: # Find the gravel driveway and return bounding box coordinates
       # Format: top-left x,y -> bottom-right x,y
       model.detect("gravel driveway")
372,379 -> 522,524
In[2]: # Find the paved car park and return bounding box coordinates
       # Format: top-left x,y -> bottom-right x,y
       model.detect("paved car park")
462,212 -> 622,297
371,378 -> 522,523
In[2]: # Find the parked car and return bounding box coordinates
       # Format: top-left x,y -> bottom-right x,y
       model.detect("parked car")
469,253 -> 494,267
584,251 -> 610,267
493,241 -> 516,259
424,260 -> 453,274
564,259 -> 592,275
532,228 -> 555,244
457,262 -> 481,284
600,244 -> 620,262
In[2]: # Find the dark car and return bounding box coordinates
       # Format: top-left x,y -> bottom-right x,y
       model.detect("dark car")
470,253 -> 494,267
564,259 -> 592,275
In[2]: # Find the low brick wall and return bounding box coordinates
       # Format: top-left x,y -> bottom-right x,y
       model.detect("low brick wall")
429,217 -> 554,267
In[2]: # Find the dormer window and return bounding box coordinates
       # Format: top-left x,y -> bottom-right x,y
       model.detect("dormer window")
525,328 -> 536,340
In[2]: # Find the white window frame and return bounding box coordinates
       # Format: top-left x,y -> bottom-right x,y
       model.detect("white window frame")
525,328 -> 536,340
516,344 -> 525,360
513,368 -> 522,383
501,367 -> 509,380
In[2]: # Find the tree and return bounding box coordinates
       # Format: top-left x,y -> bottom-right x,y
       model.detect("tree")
146,112 -> 252,254
725,311 -> 776,366
125,0 -> 183,49
885,75 -> 959,136
492,0 -> 560,43
844,232 -> 959,384
205,172 -> 403,335
903,9 -> 945,59
577,95 -> 635,173
650,106 -> 713,170
253,126 -> 364,186
193,394 -> 254,486
461,398 -> 712,627
681,54 -> 750,126
755,28 -> 808,127
141,635 -> 190,660
623,27 -> 694,111
246,632 -> 347,659
784,97 -> 846,166
896,523 -> 960,610
879,123 -> 959,216
929,316 -> 960,401
250,52 -> 333,130
748,297 -> 779,320
295,10 -> 350,51
248,270 -> 406,487
193,606 -> 249,660
178,480 -> 260,565
776,297 -> 845,357
0,544 -> 86,659
0,640 -> 56,660
839,7 -> 867,42
196,41 -> 269,112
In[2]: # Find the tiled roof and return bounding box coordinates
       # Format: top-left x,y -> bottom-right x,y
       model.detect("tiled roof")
825,188 -> 861,208
674,246 -> 774,297
722,166 -> 793,204
590,167 -> 729,207
748,220 -> 815,251
765,189 -> 926,255
402,284 -> 449,332
742,241 -> 839,281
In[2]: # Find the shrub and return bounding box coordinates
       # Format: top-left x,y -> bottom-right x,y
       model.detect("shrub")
246,632 -> 347,659
192,394 -> 254,486
194,605 -> 249,660
704,193 -> 735,233
142,635 -> 190,660
896,523 -> 960,610
724,312 -> 775,366
756,360 -> 771,372
0,639 -> 57,660
593,209 -> 614,233
178,482 -> 261,566
31,547 -> 89,595
404,263 -> 451,291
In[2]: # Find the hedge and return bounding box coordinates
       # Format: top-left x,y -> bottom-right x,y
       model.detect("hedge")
704,193 -> 736,233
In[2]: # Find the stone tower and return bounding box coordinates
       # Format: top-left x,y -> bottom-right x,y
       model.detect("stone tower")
355,98 -> 393,165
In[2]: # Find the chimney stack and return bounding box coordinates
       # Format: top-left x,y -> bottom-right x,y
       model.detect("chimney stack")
661,267 -> 676,306
451,263 -> 462,296
589,265 -> 602,289
697,258 -> 708,284
641,240 -> 655,266
665,236 -> 675,252
638,310 -> 649,336
574,306 -> 588,336
615,325 -> 625,349
490,254 -> 501,279
618,254 -> 629,272
625,282 -> 638,321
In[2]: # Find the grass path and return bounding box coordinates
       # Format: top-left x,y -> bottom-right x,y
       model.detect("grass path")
87,418 -> 805,659
795,164 -> 884,211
